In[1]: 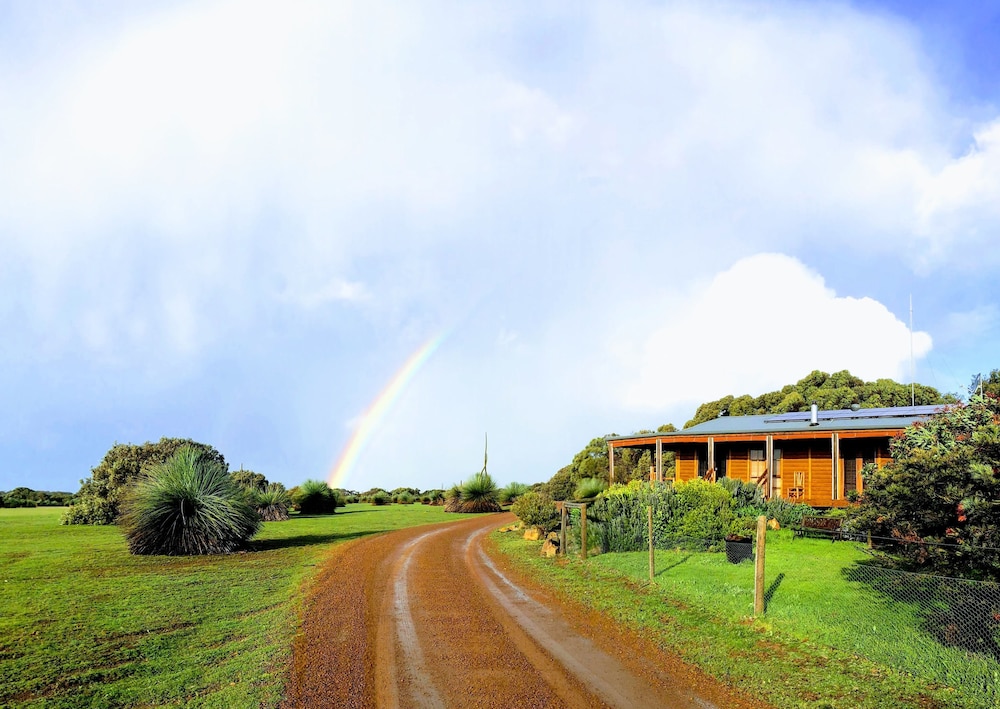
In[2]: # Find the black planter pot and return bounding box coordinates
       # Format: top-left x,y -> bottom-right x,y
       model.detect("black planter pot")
725,535 -> 753,564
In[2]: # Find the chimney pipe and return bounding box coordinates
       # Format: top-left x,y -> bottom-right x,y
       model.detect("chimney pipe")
810,403 -> 819,426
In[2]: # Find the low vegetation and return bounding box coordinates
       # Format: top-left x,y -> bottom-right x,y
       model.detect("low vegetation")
0,503 -> 477,707
491,528 -> 989,708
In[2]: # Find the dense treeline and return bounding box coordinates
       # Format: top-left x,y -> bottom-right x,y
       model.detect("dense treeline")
1,488 -> 75,507
541,370 -> 956,501
684,369 -> 957,428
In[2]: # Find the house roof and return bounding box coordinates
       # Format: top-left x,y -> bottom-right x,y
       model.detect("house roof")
609,404 -> 946,443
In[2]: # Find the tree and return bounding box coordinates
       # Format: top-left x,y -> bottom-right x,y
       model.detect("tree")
63,438 -> 226,525
231,469 -> 268,493
684,370 -> 956,427
848,394 -> 1000,578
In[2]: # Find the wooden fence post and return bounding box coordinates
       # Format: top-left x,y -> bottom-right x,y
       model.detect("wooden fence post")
753,515 -> 766,615
580,504 -> 588,560
648,505 -> 654,584
560,505 -> 567,556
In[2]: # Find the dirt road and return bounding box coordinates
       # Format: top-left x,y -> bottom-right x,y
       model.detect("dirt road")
282,513 -> 760,708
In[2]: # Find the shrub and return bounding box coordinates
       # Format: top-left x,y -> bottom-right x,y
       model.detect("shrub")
370,491 -> 390,506
394,492 -> 414,504
498,481 -> 529,506
763,496 -> 813,527
64,438 -> 226,525
458,471 -> 502,513
255,483 -> 290,521
120,446 -> 260,555
587,480 -> 679,552
294,479 -> 339,514
574,477 -> 607,500
718,477 -> 765,515
510,491 -> 559,532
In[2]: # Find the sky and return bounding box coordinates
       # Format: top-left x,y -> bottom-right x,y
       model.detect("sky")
2,0 -> 1000,494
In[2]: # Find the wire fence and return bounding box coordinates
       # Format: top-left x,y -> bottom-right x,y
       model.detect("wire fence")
557,505 -> 1000,708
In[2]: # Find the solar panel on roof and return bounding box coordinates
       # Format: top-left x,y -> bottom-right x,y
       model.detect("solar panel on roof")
763,405 -> 944,424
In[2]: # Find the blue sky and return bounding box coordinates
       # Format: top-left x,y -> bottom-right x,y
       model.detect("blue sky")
2,0 -> 1000,494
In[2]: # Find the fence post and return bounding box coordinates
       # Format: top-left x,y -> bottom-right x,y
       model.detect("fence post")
753,515 -> 766,615
648,505 -> 654,584
580,504 -> 588,560
560,505 -> 567,556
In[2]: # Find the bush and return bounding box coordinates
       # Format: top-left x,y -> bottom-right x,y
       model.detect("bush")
294,479 -> 339,514
574,477 -> 607,500
510,491 -> 559,532
64,438 -> 226,525
718,477 -> 765,515
394,492 -> 414,504
255,483 -> 290,521
370,491 -> 390,506
120,446 -> 260,555
763,497 -> 813,527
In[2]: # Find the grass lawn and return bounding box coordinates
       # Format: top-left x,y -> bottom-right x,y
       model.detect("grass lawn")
0,504 -> 474,708
491,528 -> 993,709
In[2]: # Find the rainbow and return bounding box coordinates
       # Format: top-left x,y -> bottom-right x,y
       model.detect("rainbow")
327,333 -> 445,490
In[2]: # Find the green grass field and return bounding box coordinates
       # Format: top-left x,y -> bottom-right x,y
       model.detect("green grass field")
0,504 -> 473,708
491,529 -> 994,709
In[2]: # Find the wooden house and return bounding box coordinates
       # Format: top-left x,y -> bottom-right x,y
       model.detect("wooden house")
607,404 -> 944,508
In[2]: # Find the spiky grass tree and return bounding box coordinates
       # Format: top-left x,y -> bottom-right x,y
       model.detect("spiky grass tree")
443,482 -> 464,512
459,471 -> 502,513
255,483 -> 291,521
498,481 -> 529,506
574,477 -> 607,500
294,479 -> 338,514
121,446 -> 260,555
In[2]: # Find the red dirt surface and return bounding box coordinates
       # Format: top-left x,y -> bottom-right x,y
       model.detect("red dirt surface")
282,513 -> 765,708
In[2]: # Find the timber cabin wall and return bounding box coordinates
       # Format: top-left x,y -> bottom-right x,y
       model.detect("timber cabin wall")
675,448 -> 699,482
724,447 -> 751,483
780,441 -> 835,507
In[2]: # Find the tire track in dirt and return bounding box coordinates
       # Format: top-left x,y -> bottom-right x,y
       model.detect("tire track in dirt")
282,513 -> 765,708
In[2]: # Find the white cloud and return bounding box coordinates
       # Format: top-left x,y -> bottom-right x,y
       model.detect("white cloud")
622,254 -> 932,409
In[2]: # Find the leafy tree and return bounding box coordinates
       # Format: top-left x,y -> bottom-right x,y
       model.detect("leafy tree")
848,394 -> 1000,578
231,469 -> 268,493
63,438 -> 226,525
685,370 -> 956,427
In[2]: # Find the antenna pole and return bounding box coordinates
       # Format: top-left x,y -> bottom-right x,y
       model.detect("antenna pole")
909,294 -> 915,406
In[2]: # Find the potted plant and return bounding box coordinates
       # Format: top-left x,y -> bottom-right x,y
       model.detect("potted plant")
725,516 -> 756,564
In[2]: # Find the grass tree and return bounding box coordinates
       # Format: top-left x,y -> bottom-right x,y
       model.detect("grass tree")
293,479 -> 339,514
459,471 -> 502,513
120,446 -> 260,555
574,477 -> 607,500
255,483 -> 291,521
498,481 -> 529,506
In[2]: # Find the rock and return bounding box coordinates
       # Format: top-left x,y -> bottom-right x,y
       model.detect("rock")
523,527 -> 542,541
768,518 -> 780,530
541,538 -> 559,557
